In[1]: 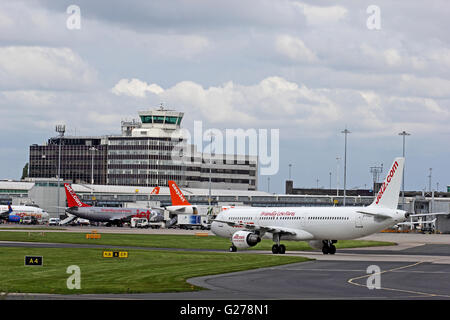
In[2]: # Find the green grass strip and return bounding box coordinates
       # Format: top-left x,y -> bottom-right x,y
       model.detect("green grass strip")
0,247 -> 309,295
0,231 -> 395,251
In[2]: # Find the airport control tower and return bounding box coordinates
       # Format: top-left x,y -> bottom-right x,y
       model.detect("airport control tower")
132,106 -> 185,138
108,105 -> 187,187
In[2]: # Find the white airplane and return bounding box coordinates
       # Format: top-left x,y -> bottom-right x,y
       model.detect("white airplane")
0,203 -> 49,224
211,157 -> 408,254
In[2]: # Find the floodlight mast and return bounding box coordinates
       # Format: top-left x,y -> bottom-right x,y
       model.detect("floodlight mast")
398,130 -> 411,210
56,124 -> 66,218
90,147 -> 97,185
341,128 -> 351,206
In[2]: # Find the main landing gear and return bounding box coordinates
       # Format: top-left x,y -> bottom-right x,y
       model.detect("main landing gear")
271,233 -> 286,254
272,244 -> 286,254
322,240 -> 337,255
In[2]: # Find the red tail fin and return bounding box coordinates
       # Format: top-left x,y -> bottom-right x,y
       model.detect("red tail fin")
168,181 -> 191,206
150,186 -> 160,195
64,183 -> 91,207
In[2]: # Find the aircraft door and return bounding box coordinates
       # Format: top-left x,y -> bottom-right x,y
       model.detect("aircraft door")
355,215 -> 363,228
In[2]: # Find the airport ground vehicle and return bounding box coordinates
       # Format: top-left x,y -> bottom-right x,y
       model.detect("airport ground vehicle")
178,214 -> 210,230
48,218 -> 61,226
131,217 -> 149,228
74,218 -> 90,226
130,217 -> 164,229
21,216 -> 38,225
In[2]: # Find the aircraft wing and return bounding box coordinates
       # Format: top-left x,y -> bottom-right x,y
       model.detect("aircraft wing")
212,219 -> 297,236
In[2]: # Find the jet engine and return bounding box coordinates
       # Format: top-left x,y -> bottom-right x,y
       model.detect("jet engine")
231,231 -> 261,248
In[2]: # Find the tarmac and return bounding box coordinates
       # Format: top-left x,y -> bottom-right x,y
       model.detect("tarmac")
1,227 -> 450,300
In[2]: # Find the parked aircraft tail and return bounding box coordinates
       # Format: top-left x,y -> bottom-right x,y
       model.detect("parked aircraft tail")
168,180 -> 191,206
64,183 -> 91,208
369,157 -> 405,210
150,186 -> 160,195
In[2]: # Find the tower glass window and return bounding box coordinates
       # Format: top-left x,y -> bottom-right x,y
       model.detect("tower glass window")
153,116 -> 165,123
165,116 -> 178,124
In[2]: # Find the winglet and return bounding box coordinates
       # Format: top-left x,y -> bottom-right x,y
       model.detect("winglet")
7,203 -> 12,213
370,157 -> 404,210
168,180 -> 191,206
64,183 -> 91,207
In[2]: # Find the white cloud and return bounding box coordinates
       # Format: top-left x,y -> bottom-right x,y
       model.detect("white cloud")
0,46 -> 98,91
275,35 -> 317,63
111,78 -> 164,98
383,49 -> 402,66
107,75 -> 450,138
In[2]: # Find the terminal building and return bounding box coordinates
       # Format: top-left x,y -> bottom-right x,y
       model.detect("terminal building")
1,177 -> 449,234
28,107 -> 258,191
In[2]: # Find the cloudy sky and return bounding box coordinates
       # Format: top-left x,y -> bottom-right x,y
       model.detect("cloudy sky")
1,0 -> 449,193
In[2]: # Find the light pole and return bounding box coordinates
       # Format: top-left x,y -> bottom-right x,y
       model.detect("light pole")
329,172 -> 332,190
398,130 -> 410,210
336,156 -> 340,197
428,168 -> 432,193
55,125 -> 65,218
341,128 -> 351,206
208,132 -> 215,207
90,147 -> 97,185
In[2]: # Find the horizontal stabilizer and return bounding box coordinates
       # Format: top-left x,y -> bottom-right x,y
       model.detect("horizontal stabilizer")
357,211 -> 392,219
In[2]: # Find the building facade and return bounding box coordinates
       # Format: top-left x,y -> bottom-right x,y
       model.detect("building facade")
28,107 -> 258,190
29,137 -> 108,185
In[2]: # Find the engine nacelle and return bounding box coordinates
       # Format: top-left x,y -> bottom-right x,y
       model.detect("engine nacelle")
232,231 -> 261,249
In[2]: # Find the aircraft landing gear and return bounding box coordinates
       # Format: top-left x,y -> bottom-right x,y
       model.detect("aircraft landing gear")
272,244 -> 286,254
321,240 -> 337,255
229,245 -> 237,252
272,234 -> 286,254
